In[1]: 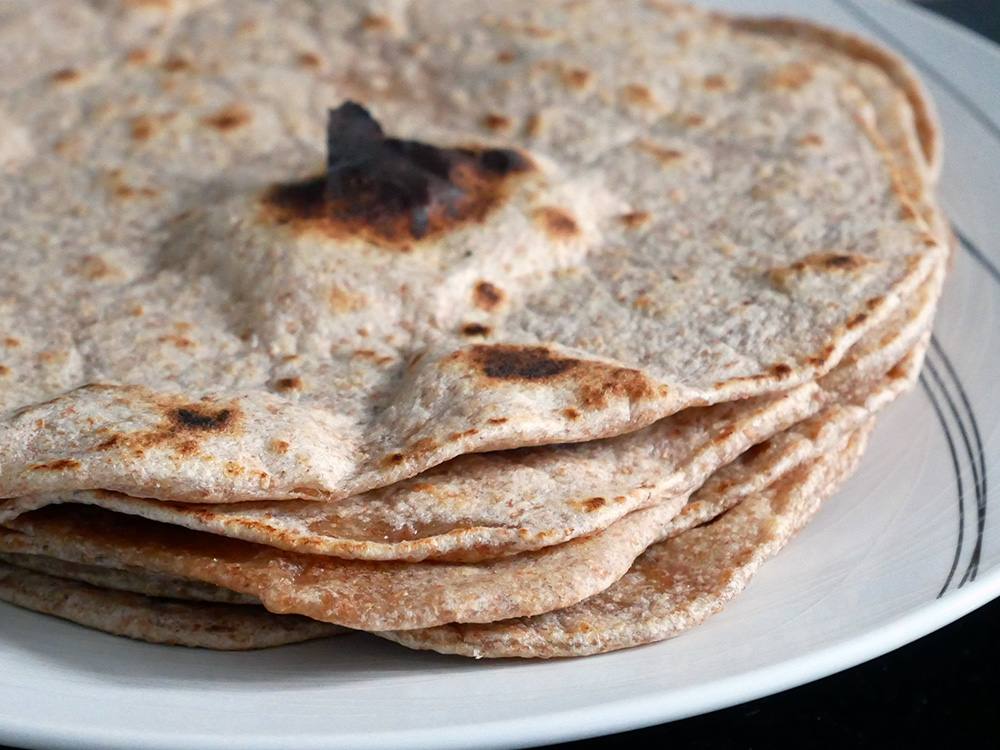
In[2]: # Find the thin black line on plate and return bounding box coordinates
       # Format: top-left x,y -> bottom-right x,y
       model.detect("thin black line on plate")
952,224 -> 1000,288
919,369 -> 965,597
834,0 -> 1000,145
929,335 -> 987,584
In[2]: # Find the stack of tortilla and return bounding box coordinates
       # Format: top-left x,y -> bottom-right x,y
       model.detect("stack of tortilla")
0,0 -> 947,657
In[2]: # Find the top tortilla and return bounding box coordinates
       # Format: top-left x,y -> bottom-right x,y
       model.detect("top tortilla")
0,0 -> 945,503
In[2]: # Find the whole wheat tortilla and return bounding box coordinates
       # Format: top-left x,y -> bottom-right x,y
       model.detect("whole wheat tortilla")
0,0 -> 945,506
0,343 -> 921,633
0,560 -> 342,650
0,261 -> 941,564
0,551 -> 257,604
381,421 -> 873,658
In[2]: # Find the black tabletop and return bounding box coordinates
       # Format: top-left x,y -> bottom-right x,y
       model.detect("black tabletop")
2,2 -> 997,749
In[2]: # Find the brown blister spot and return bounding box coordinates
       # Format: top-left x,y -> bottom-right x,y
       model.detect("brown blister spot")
620,211 -> 651,229
126,47 -> 152,65
563,408 -> 581,420
274,377 -> 303,392
0,365 -> 10,376
533,206 -> 580,240
131,115 -> 159,141
270,439 -> 291,454
447,429 -> 479,442
51,68 -> 82,85
223,461 -> 245,478
481,113 -> 513,132
70,254 -> 124,281
201,103 -> 252,132
327,285 -> 369,313
162,56 -> 193,72
361,13 -> 392,31
473,281 -> 505,311
622,83 -> 656,107
771,363 -> 793,377
684,113 -> 706,127
635,140 -> 684,166
561,68 -> 593,90
763,63 -> 814,91
524,112 -> 545,138
798,133 -> 824,147
4,338 -> 20,347
298,52 -> 322,69
460,323 -> 492,337
496,50 -> 517,64
174,439 -> 201,457
701,74 -> 729,91
28,458 -> 82,472
487,417 -> 508,425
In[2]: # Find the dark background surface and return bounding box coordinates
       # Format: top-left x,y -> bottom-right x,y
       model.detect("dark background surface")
549,2 -> 1000,747
2,2 -> 997,749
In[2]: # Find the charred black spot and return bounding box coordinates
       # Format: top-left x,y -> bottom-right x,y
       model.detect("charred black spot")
460,323 -> 492,337
174,408 -> 233,430
471,345 -> 579,380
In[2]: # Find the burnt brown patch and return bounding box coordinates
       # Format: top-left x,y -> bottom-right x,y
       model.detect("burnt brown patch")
487,417 -> 508,425
619,211 -> 651,230
576,367 -> 656,410
28,458 -> 82,472
468,344 -> 580,381
274,376 -> 304,392
473,281 -> 505,311
0,365 -> 10,376
260,103 -> 534,251
460,323 -> 492,337
533,206 -> 580,240
172,406 -> 235,430
563,408 -> 581,420
582,497 -> 606,512
201,103 -> 252,132
770,363 -> 793,377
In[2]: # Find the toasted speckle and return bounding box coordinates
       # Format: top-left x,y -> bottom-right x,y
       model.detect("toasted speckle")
482,113 -> 513,132
274,377 -> 304,392
460,323 -> 492,337
561,68 -> 593,90
473,281 -> 505,311
51,68 -> 82,85
533,206 -> 580,240
622,83 -> 655,107
270,439 -> 291,454
362,13 -> 392,31
298,52 -> 322,69
131,115 -> 159,141
201,103 -> 252,132
620,211 -> 651,229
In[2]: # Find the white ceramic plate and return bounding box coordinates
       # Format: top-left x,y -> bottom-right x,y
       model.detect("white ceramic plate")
2,1 -> 999,748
